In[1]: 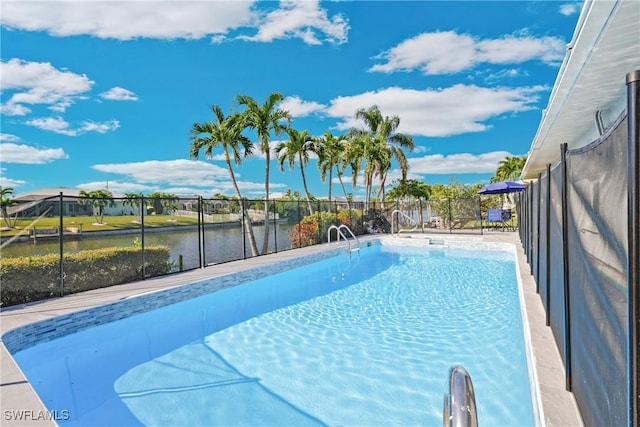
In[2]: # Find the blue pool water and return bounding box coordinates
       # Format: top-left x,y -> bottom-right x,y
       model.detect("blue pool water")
13,242 -> 536,426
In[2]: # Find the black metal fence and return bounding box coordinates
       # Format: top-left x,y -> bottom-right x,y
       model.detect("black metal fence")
518,70 -> 640,427
1,193 -> 510,307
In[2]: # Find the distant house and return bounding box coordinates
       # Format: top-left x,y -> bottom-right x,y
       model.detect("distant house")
9,188 -> 134,217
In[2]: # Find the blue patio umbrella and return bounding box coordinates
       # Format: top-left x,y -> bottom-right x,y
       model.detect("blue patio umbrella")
477,181 -> 526,195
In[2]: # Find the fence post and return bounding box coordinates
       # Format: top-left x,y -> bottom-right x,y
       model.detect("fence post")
523,187 -> 527,253
560,142 -> 572,391
58,192 -> 64,296
529,183 -> 534,275
478,196 -> 483,235
297,199 -> 301,248
627,69 -> 640,427
316,201 -> 321,244
448,198 -> 452,234
536,172 -> 542,292
141,195 -> 146,279
273,200 -> 278,253
241,201 -> 247,259
198,196 -> 203,268
519,192 -> 524,242
546,164 -> 552,326
524,186 -> 529,253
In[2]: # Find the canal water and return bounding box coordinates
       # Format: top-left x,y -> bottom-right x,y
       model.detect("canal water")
2,223 -> 297,270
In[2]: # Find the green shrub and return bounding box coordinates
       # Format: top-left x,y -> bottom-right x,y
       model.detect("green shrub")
337,209 -> 364,235
0,246 -> 170,307
288,209 -> 365,248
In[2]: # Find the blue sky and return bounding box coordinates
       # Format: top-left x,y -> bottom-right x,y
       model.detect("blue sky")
0,0 -> 582,199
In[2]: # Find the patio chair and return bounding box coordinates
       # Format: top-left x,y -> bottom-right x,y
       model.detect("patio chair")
486,208 -> 506,231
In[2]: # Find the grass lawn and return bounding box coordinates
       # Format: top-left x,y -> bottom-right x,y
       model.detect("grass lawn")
0,214 -> 236,237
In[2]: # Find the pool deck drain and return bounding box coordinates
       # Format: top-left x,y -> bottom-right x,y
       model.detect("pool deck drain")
0,232 -> 583,427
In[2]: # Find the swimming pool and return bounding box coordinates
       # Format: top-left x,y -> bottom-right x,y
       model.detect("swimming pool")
7,239 -> 539,426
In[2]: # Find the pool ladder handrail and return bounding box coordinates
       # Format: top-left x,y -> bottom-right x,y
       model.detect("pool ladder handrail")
391,209 -> 418,235
443,365 -> 478,427
327,224 -> 361,255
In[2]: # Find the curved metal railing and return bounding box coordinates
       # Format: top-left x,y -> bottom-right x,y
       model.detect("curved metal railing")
327,224 -> 360,254
391,209 -> 418,235
443,365 -> 478,427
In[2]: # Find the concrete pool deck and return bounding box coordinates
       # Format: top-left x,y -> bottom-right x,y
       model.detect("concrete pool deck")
0,232 -> 583,426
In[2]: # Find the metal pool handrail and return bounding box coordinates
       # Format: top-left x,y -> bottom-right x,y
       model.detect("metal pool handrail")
443,365 -> 478,427
391,209 -> 418,235
327,224 -> 360,254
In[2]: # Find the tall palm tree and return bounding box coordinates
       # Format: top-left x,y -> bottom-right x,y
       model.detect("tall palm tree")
317,131 -> 350,209
349,105 -> 414,207
275,128 -> 317,214
342,129 -> 370,208
189,105 -> 259,257
371,113 -> 414,202
236,92 -> 290,255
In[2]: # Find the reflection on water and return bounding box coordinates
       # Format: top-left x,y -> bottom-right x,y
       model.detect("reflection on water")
1,224 -> 296,268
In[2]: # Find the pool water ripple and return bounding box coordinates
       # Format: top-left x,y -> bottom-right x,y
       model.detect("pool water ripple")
13,244 -> 534,427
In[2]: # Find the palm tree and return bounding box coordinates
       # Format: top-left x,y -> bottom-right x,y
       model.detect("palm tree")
371,113 -> 414,202
386,179 -> 431,201
0,186 -> 17,228
275,128 -> 317,214
348,105 -> 414,208
160,194 -> 179,221
317,131 -> 350,209
490,155 -> 527,207
491,155 -> 527,183
190,105 -> 260,257
236,92 -> 290,255
123,192 -> 143,222
345,128 -> 374,209
78,189 -> 114,224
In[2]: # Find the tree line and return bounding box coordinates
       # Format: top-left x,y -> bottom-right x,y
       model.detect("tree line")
189,92 -> 415,256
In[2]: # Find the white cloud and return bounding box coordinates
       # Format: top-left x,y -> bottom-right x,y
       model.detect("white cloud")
79,120 -> 120,134
0,58 -> 94,115
477,34 -> 566,65
280,96 -> 326,117
0,1 -> 347,45
86,159 -> 285,197
243,180 -> 286,198
0,143 -> 68,164
408,151 -> 514,175
370,30 -> 565,75
25,117 -> 76,136
0,171 -> 26,188
0,102 -> 31,116
76,180 -> 152,194
244,0 -> 349,45
92,159 -> 231,187
0,133 -> 21,142
326,84 -> 546,137
0,1 -> 254,40
25,116 -> 119,136
560,3 -> 581,16
100,87 -> 139,101
485,68 -> 528,81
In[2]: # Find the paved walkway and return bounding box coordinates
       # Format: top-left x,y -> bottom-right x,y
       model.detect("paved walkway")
0,232 -> 583,426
